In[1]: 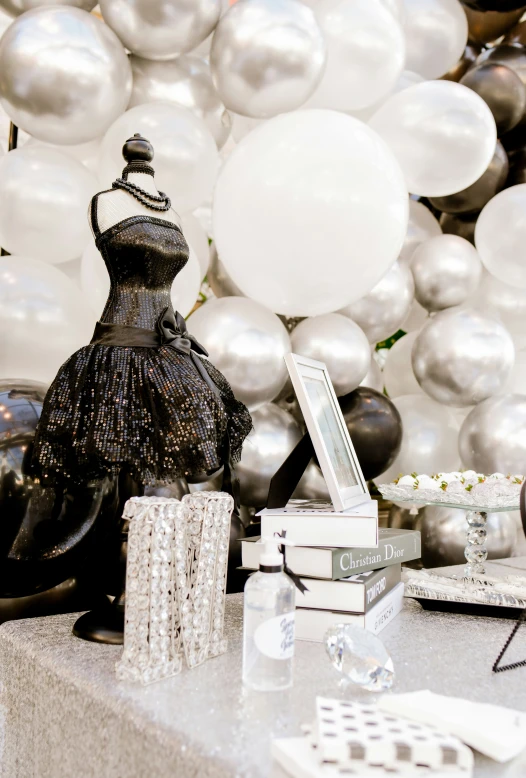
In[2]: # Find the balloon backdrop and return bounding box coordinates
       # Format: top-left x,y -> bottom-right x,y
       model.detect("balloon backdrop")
306,0 -> 405,111
411,235 -> 482,312
359,357 -> 384,394
441,43 -> 480,82
369,81 -> 497,197
26,137 -> 102,176
207,243 -> 244,298
237,403 -> 301,507
402,299 -> 429,333
188,297 -> 291,410
459,395 -> 526,474
129,54 -> 231,149
214,110 -> 408,317
0,258 -> 94,385
398,200 -> 442,265
402,0 -> 468,80
339,387 -> 402,480
100,0 -> 221,60
290,314 -> 371,396
376,394 -> 460,484
0,7 -> 131,145
210,0 -> 326,118
473,271 -> 526,351
0,147 -> 96,264
339,261 -> 414,344
460,63 -> 526,135
383,332 -> 424,399
419,506 -> 517,568
180,213 -> 210,278
412,308 -> 515,407
505,349 -> 526,396
0,0 -> 97,12
506,148 -> 526,188
440,211 -> 477,245
80,237 -> 201,318
428,141 -> 508,215
99,103 -> 218,214
475,184 -> 526,290
462,5 -> 526,45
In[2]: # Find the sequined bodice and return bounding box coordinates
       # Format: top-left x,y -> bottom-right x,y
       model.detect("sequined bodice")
95,215 -> 189,329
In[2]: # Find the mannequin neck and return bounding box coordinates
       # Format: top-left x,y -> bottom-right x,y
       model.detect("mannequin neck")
125,171 -> 159,196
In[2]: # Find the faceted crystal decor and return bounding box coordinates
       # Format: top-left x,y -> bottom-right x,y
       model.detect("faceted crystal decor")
325,624 -> 395,692
116,491 -> 233,684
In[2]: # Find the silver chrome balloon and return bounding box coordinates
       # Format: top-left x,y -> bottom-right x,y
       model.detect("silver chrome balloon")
339,261 -> 414,344
210,0 -> 326,118
129,54 -> 231,148
412,308 -> 515,407
411,234 -> 482,313
237,403 -> 302,507
0,0 -> 96,12
293,462 -> 330,501
459,394 -> 526,474
188,296 -> 291,411
291,313 -> 371,396
207,243 -> 245,298
0,7 -> 131,145
100,0 -> 221,60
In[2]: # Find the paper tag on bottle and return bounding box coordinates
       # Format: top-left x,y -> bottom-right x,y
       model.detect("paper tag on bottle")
254,612 -> 295,660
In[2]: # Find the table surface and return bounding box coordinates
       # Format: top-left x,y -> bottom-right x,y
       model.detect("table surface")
1,594 -> 526,778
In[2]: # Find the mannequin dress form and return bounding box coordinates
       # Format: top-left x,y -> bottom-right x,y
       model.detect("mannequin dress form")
32,134 -> 252,642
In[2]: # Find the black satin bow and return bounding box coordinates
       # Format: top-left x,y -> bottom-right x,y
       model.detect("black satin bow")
276,531 -> 309,595
156,307 -> 220,398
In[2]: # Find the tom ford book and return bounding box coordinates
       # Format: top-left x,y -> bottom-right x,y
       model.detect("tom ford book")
297,564 -> 401,613
241,528 -> 420,581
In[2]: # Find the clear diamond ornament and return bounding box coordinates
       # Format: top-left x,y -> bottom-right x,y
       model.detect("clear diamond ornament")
324,624 -> 395,692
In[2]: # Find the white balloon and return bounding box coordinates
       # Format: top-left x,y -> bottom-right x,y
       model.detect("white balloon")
471,270 -> 526,351
506,350 -> 526,396
99,103 -> 219,214
349,69 -> 425,123
369,81 -> 497,197
0,147 -> 96,264
307,0 -> 405,111
213,109 -> 408,317
402,299 -> 429,333
231,113 -> 264,143
180,213 -> 210,277
81,238 -> 201,318
399,200 -> 442,266
402,0 -> 468,79
26,137 -> 101,175
57,257 -> 82,289
0,256 -> 94,385
360,356 -> 384,393
375,393 -> 460,484
475,184 -> 526,290
383,332 -> 424,399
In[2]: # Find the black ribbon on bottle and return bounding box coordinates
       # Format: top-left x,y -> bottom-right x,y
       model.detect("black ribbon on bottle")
276,531 -> 309,595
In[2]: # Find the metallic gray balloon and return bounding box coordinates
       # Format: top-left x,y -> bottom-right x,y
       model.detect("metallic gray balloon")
129,54 -> 231,148
0,7 -> 131,145
210,0 -> 326,118
460,63 -> 526,135
339,261 -> 414,344
440,211 -> 477,246
291,313 -> 371,396
459,394 -> 526,473
100,0 -> 221,60
411,234 -> 483,313
292,462 -> 330,501
188,296 -> 291,411
0,0 -> 96,12
418,505 -> 517,568
412,308 -> 515,407
429,141 -> 508,215
477,44 -> 526,89
388,504 -> 422,530
207,242 -> 245,298
237,403 -> 302,507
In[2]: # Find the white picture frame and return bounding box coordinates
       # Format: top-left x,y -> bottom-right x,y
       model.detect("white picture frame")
285,353 -> 369,512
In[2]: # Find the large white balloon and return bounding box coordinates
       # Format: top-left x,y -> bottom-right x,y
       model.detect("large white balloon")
376,394 -> 460,484
129,54 -> 231,149
307,0 -> 405,111
180,213 -> 210,277
0,257 -> 94,385
0,147 -> 96,264
340,261 -> 414,344
0,0 -> 96,12
213,110 -> 408,317
411,235 -> 482,313
99,103 -> 219,214
0,7 -> 131,145
402,0 -> 468,79
402,299 -> 429,333
506,349 -> 526,396
210,0 -> 326,118
80,238 -> 201,318
383,332 -> 423,399
475,184 -> 526,290
459,395 -> 526,475
188,297 -> 291,410
26,137 -> 101,176
399,200 -> 442,266
290,313 -> 371,396
359,355 -> 384,394
472,270 -> 526,351
369,81 -> 497,197
100,0 -> 221,60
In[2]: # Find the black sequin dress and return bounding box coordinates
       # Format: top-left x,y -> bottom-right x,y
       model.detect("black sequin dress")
32,196 -> 252,486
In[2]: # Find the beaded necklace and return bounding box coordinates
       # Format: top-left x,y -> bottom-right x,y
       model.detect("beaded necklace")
111,164 -> 171,212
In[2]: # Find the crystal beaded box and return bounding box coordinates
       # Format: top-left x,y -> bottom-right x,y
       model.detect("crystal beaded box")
116,491 -> 233,685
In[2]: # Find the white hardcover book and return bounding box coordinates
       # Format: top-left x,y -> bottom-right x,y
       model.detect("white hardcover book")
295,582 -> 405,642
296,565 -> 401,613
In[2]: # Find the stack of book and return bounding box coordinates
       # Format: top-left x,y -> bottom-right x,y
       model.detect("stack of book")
241,500 -> 421,642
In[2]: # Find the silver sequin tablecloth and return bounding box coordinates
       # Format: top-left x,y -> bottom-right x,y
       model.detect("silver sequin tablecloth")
0,595 -> 525,777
